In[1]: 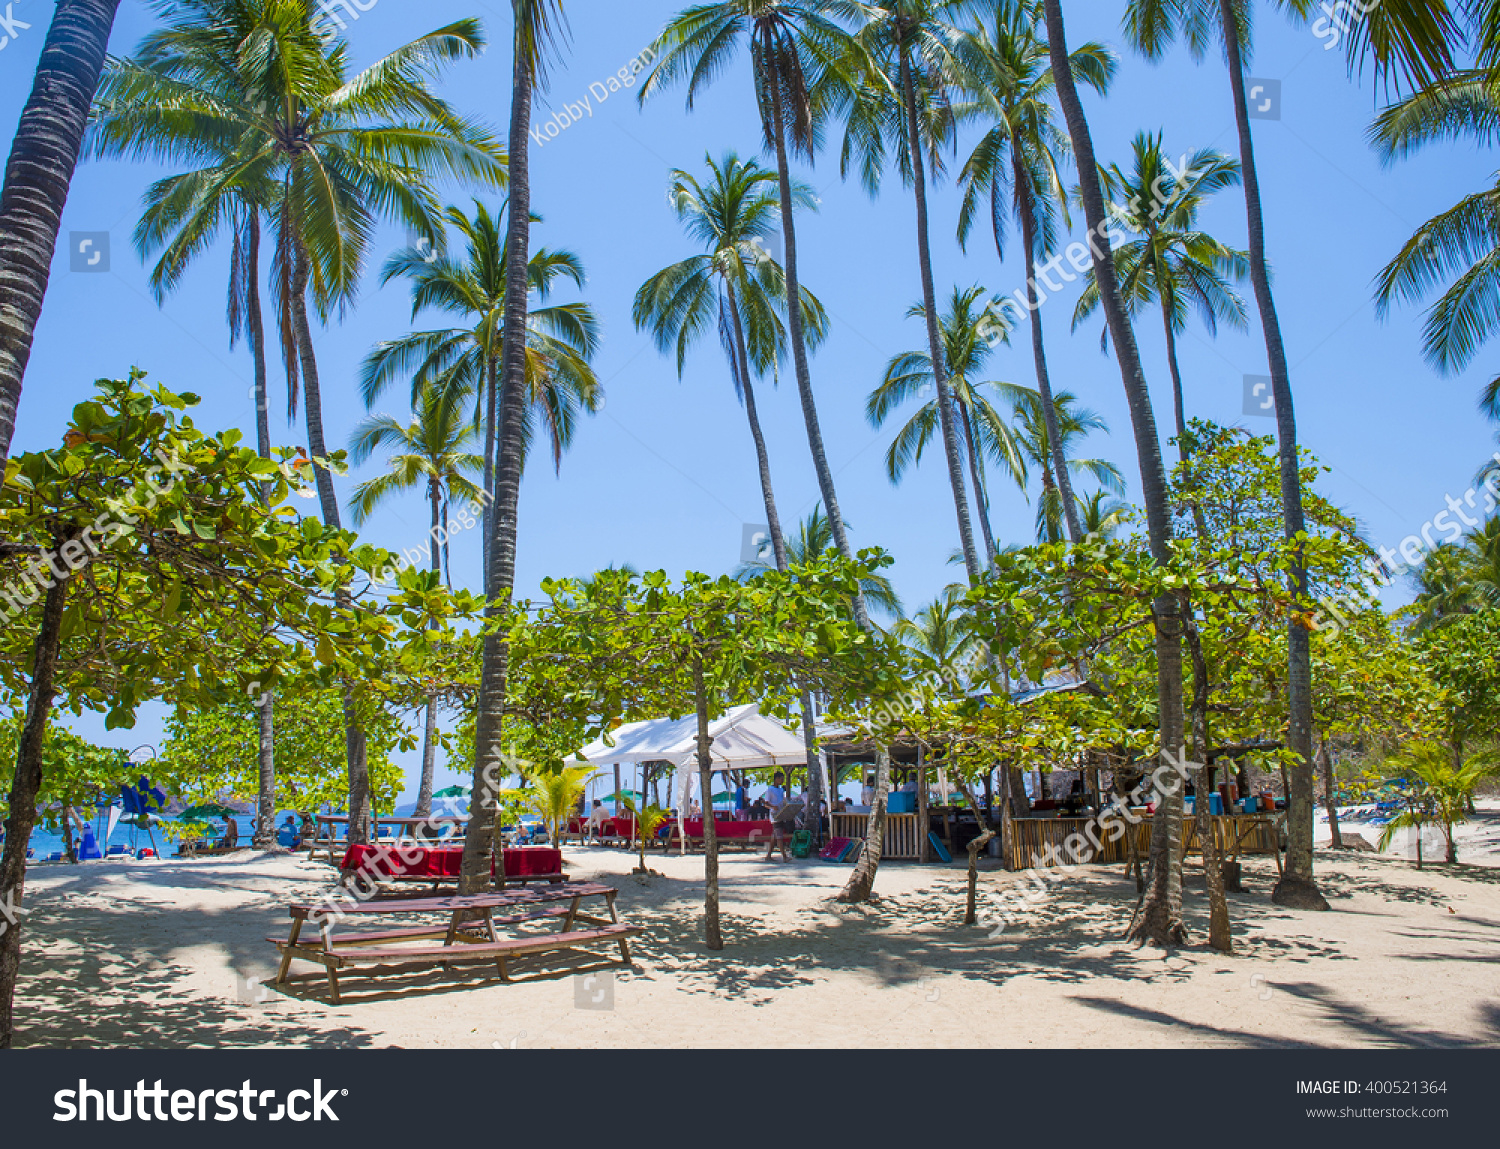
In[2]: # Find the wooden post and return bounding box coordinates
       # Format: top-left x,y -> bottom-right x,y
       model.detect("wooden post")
613,762 -> 622,817
917,745 -> 930,862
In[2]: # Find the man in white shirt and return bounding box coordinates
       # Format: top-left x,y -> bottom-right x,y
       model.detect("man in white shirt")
764,771 -> 787,812
860,775 -> 876,807
586,800 -> 612,842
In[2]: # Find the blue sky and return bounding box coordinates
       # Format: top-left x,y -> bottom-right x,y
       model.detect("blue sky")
3,0 -> 1494,802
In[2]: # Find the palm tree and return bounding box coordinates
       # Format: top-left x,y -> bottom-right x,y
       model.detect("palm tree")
1041,0 -> 1192,947
1009,388 -> 1124,543
837,0 -> 990,580
463,0 -> 571,896
363,201 -> 601,571
867,285 -> 1028,566
633,152 -> 829,573
639,1 -> 874,630
735,505 -> 904,618
92,0 -> 505,529
1079,489 -> 1130,540
1379,743 -> 1496,865
1123,0 -> 1328,913
951,0 -> 1116,545
350,386 -> 483,819
525,765 -> 598,848
1073,132 -> 1248,458
894,586 -> 980,675
0,0 -> 122,464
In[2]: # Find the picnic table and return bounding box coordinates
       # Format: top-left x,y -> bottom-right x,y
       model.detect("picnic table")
660,818 -> 776,852
340,843 -> 566,889
268,881 -> 638,1003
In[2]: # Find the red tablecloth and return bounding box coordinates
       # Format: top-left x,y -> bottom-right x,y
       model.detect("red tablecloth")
341,844 -> 562,879
679,819 -> 775,839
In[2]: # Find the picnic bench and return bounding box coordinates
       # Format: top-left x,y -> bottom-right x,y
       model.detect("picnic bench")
268,881 -> 639,1003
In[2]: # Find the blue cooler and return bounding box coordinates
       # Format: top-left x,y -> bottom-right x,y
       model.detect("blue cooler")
1209,793 -> 1223,815
888,792 -> 917,814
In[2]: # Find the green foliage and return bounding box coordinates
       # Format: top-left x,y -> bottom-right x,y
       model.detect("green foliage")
0,720 -> 128,836
159,691 -> 408,815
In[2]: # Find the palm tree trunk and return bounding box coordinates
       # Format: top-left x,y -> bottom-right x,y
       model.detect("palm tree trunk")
0,563 -> 71,1047
900,49 -> 982,583
481,350 -> 499,586
1012,144 -> 1082,545
960,406 -> 998,570
693,654 -> 723,950
1217,0 -> 1326,913
1159,290 -> 1189,454
764,70 -> 871,634
726,282 -> 787,571
289,240 -> 371,847
413,480 -> 444,822
0,0 -> 121,462
247,213 -> 278,848
727,280 -> 823,830
462,31 -> 534,895
1043,0 -> 1188,947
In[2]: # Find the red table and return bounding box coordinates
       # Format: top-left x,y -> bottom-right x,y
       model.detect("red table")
340,843 -> 563,882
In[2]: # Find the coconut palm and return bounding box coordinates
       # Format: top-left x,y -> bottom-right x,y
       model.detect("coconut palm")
867,285 -> 1028,566
350,386 -> 483,819
633,152 -> 829,573
835,0 -> 992,579
91,0 -> 506,530
362,201 -> 601,571
463,0 -> 572,896
1041,0 -> 1193,947
893,586 -> 980,677
1379,742 -> 1496,865
1124,0 -> 1330,914
1072,132 -> 1248,457
950,0 -> 1115,545
620,796 -> 672,874
735,505 -> 904,618
1079,489 -> 1131,540
639,1 -> 875,631
1009,388 -> 1124,543
0,0 -> 122,464
525,765 -> 599,849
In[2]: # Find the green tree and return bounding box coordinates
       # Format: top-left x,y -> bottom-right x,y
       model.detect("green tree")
0,373 -> 475,1046
951,0 -> 1115,545
1122,0 -> 1328,912
1073,132 -> 1248,455
1379,742 -> 1495,865
0,0 -> 122,461
866,285 -> 1027,566
362,202 -> 600,572
159,690 -> 408,817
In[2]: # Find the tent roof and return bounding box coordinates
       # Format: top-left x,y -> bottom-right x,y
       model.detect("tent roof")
575,704 -> 806,770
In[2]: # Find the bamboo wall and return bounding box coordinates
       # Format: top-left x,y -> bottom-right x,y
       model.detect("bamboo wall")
830,813 -> 922,860
1005,813 -> 1280,872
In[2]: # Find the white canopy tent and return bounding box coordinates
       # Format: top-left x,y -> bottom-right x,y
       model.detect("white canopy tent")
575,705 -> 810,839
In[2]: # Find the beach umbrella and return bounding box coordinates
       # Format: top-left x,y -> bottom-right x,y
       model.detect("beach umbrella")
433,785 -> 469,798
711,791 -> 734,803
598,789 -> 643,803
179,803 -> 239,821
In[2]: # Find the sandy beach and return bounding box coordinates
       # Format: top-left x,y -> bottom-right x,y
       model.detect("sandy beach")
10,813 -> 1499,1050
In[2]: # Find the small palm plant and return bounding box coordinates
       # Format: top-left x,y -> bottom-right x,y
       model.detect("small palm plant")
524,765 -> 599,847
621,796 -> 671,875
1378,743 -> 1496,866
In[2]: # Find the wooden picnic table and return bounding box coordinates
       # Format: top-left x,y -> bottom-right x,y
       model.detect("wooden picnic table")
268,881 -> 638,1003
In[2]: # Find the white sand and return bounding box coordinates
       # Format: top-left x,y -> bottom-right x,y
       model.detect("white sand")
11,820 -> 1499,1049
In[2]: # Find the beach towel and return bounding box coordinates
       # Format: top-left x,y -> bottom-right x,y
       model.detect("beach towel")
819,837 -> 853,861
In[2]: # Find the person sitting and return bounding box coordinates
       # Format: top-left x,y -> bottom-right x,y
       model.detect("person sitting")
219,817 -> 239,849
297,814 -> 317,846
275,816 -> 298,848
586,800 -> 611,842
